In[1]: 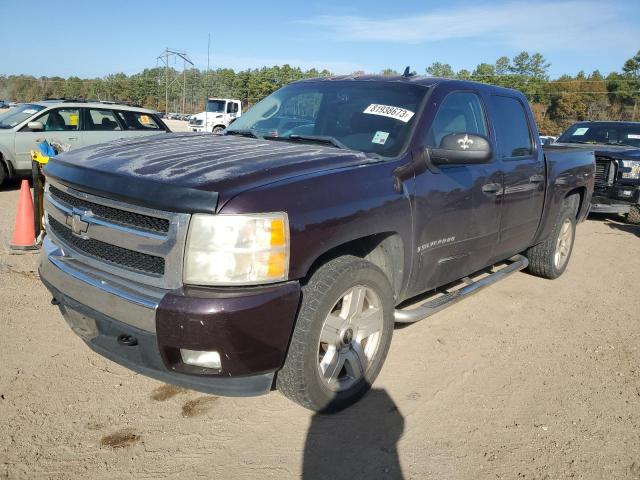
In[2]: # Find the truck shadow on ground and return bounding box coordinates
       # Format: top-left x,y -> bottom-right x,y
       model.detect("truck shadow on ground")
588,214 -> 640,238
303,388 -> 405,480
605,221 -> 640,237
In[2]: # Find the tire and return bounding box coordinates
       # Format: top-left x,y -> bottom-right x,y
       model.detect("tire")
526,197 -> 577,279
212,126 -> 225,134
277,255 -> 394,413
626,205 -> 640,225
0,159 -> 6,187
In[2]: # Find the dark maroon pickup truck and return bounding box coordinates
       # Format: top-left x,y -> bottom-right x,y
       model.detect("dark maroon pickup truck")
39,75 -> 595,412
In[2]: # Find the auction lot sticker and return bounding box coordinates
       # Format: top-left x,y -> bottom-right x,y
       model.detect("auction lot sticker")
364,104 -> 415,123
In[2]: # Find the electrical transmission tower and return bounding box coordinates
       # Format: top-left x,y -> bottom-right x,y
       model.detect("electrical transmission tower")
157,48 -> 194,115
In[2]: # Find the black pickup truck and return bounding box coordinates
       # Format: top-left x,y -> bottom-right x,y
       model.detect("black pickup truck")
555,121 -> 640,224
39,75 -> 595,412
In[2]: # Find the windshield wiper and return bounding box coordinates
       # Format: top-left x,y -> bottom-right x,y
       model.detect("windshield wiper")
284,135 -> 351,150
225,129 -> 263,139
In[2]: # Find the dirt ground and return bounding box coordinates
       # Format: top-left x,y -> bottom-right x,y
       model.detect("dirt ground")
1,179 -> 639,480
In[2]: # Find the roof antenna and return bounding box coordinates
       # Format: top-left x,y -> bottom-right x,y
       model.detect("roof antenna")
403,66 -> 413,77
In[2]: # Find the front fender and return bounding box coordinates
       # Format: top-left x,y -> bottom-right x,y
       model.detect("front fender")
219,159 -> 415,294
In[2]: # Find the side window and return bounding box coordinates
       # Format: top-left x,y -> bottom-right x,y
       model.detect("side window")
428,92 -> 487,147
35,108 -> 80,131
86,109 -> 121,131
490,96 -> 533,159
115,111 -> 161,130
226,102 -> 239,114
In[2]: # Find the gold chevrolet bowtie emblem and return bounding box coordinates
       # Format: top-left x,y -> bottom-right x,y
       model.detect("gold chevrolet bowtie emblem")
66,210 -> 89,236
457,134 -> 474,150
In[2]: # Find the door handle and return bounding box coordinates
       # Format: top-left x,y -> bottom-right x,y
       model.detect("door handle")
529,174 -> 545,183
482,183 -> 502,194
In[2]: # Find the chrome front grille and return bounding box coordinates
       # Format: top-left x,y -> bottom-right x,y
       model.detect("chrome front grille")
48,216 -> 165,275
49,185 -> 170,233
595,157 -> 615,186
44,180 -> 190,289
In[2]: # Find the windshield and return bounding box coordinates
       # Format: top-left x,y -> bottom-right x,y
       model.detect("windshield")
206,100 -> 226,113
0,104 -> 45,129
227,81 -> 428,157
558,122 -> 640,148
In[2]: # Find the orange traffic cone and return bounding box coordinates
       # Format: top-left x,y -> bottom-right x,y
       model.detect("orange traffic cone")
10,180 -> 37,250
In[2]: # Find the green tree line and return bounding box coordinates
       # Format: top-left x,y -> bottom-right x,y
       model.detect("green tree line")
1,50 -> 638,134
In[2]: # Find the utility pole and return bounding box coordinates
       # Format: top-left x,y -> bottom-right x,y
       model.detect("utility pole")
156,47 -> 194,116
206,33 -> 211,128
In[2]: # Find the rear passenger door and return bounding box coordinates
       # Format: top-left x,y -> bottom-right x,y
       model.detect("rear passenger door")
82,108 -> 124,147
488,95 -> 545,259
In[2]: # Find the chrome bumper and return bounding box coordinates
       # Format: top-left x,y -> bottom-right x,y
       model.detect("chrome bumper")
39,236 -> 166,332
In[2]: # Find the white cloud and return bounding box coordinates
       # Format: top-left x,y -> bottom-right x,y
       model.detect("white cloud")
303,1 -> 639,52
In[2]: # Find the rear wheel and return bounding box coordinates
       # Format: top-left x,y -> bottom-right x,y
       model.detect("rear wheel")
526,197 -> 577,279
277,256 -> 394,412
626,205 -> 640,225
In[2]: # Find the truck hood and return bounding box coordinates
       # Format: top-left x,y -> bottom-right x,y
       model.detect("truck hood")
191,112 -> 221,121
44,132 -> 371,213
554,142 -> 640,160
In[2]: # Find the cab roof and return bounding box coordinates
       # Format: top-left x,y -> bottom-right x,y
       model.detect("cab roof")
31,99 -> 157,114
295,74 -> 525,97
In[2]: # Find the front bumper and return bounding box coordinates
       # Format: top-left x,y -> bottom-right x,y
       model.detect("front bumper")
39,237 -> 301,397
590,185 -> 640,214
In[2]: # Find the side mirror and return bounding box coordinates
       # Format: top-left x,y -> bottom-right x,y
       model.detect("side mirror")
27,121 -> 44,131
430,133 -> 492,165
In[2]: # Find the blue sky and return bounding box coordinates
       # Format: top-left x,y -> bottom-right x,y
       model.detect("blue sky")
1,0 -> 639,78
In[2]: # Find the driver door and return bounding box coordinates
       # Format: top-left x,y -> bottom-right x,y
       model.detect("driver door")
14,107 -> 83,169
408,90 -> 503,296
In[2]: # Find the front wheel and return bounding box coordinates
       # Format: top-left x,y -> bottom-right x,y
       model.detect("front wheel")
212,126 -> 225,134
277,256 -> 394,412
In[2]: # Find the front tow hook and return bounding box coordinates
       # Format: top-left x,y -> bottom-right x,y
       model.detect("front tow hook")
117,334 -> 138,347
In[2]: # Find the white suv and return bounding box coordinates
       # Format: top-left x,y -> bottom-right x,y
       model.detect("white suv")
0,100 -> 170,186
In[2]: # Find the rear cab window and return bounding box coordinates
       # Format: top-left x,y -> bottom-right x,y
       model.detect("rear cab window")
115,110 -> 162,131
490,95 -> 533,159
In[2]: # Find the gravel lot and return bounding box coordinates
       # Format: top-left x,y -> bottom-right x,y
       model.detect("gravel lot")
1,178 -> 639,479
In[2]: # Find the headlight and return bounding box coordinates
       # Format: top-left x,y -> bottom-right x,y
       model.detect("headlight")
184,213 -> 289,286
621,160 -> 640,179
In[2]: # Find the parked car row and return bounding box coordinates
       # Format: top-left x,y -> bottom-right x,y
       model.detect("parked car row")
165,112 -> 193,121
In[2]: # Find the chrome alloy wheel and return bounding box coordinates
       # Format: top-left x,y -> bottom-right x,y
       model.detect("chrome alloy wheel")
554,218 -> 574,270
317,285 -> 384,392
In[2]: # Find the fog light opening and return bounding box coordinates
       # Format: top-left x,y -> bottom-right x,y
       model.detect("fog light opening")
180,349 -> 222,370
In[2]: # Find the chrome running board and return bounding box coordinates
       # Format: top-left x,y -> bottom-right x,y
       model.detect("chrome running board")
394,255 -> 529,323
